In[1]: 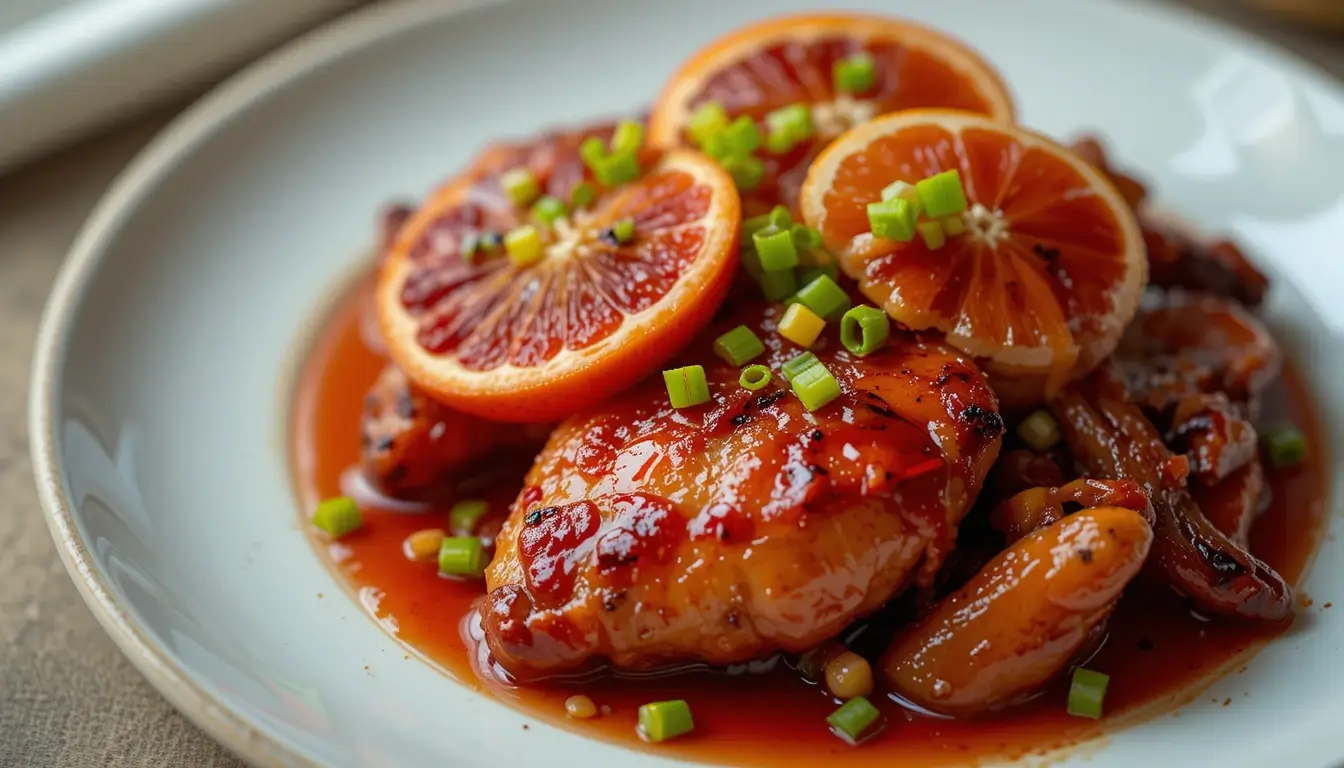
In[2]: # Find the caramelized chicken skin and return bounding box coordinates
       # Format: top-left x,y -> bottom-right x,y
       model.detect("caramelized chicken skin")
360,365 -> 549,501
482,303 -> 1003,680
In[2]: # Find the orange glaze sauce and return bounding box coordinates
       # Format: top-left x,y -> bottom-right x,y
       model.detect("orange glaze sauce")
292,274 -> 1330,766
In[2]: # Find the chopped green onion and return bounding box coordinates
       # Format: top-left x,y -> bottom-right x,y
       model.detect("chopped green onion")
580,137 -> 607,168
663,365 -> 711,409
438,536 -> 486,577
720,116 -> 761,157
689,101 -> 730,147
833,52 -> 876,95
637,700 -> 694,743
917,219 -> 946,250
939,214 -> 966,236
569,181 -> 596,209
721,153 -> 764,191
610,120 -> 644,156
501,168 -> 541,208
791,360 -> 842,411
791,223 -> 823,250
881,180 -> 919,205
764,103 -> 814,155
781,351 -> 820,383
754,228 -> 798,272
714,325 -> 766,366
778,303 -> 826,348
795,274 -> 851,320
826,696 -> 880,744
740,246 -> 764,279
769,205 -> 793,230
505,225 -> 545,267
840,305 -> 891,357
1263,425 -> 1307,468
741,212 -> 774,246
867,197 -> 918,242
1017,410 -> 1061,451
313,496 -> 362,538
1067,668 -> 1109,719
531,195 -> 566,226
916,169 -> 969,218
739,364 -> 772,391
592,152 -> 641,186
613,217 -> 636,244
757,267 -> 798,301
798,263 -> 840,286
449,499 -> 489,535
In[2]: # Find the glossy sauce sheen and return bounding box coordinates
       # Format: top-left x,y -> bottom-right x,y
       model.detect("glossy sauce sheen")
293,276 -> 1329,766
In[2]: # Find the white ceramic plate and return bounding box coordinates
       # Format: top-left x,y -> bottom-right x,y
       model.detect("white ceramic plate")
29,0 -> 1344,766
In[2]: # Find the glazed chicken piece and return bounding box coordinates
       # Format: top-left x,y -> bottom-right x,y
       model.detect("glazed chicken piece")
481,303 -> 1003,680
360,365 -> 550,501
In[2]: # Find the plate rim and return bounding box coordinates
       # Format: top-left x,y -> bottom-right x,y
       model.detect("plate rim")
25,0 -> 1344,766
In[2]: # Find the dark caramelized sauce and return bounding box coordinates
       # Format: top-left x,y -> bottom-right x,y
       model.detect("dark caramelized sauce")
291,276 -> 1329,766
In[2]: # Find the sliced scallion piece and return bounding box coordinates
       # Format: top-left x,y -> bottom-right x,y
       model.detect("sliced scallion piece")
833,52 -> 876,95
795,274 -> 851,320
689,101 -> 730,148
917,219 -> 946,250
714,325 -> 766,366
313,496 -> 362,538
438,536 -> 486,577
1263,425 -> 1307,468
569,181 -> 596,209
757,263 -> 798,301
780,351 -> 820,383
637,700 -> 694,742
1066,668 -> 1109,719
739,364 -> 772,391
663,365 -> 711,409
721,153 -> 764,191
531,195 -> 566,226
612,217 -> 636,245
916,169 -> 969,218
840,305 -> 890,357
867,197 -> 917,242
449,499 -> 489,535
500,167 -> 541,208
825,695 -> 880,744
791,360 -> 842,412
754,228 -> 798,272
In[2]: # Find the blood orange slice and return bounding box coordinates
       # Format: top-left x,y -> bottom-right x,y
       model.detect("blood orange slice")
800,110 -> 1146,408
648,13 -> 1015,215
378,125 -> 740,423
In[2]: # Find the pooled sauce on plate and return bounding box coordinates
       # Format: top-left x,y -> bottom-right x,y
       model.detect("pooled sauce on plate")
291,275 -> 1329,766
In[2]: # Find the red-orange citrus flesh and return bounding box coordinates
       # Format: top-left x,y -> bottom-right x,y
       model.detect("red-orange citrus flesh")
649,14 -> 1015,215
801,110 -> 1146,408
378,126 -> 741,423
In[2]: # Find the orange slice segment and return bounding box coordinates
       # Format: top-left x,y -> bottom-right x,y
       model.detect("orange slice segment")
378,125 -> 740,423
649,13 -> 1015,215
800,109 -> 1145,408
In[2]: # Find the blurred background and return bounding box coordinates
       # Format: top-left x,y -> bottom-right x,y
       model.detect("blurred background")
0,1 -> 1338,767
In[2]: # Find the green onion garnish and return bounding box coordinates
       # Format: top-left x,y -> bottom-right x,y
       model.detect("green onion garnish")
505,225 -> 545,267
917,219 -> 946,250
721,154 -> 764,191
795,274 -> 851,320
916,169 -> 969,218
826,696 -> 880,744
580,137 -> 607,169
592,153 -> 641,186
637,700 -> 694,743
940,214 -> 966,236
764,103 -> 814,155
1066,668 -> 1109,719
739,364 -> 772,391
833,52 -> 876,95
780,351 -> 820,383
438,536 -> 486,577
791,223 -> 822,250
610,120 -> 644,156
757,264 -> 797,301
663,365 -> 711,409
769,205 -> 793,229
791,359 -> 842,412
313,496 -> 362,538
500,168 -> 541,208
531,195 -> 566,226
718,115 -> 761,158
778,303 -> 826,348
741,212 -> 774,247
569,181 -> 596,209
613,217 -> 636,245
1264,425 -> 1307,468
754,228 -> 798,272
449,499 -> 489,535
1017,410 -> 1061,451
840,305 -> 891,357
714,325 -> 766,366
867,197 -> 918,242
689,101 -> 730,148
